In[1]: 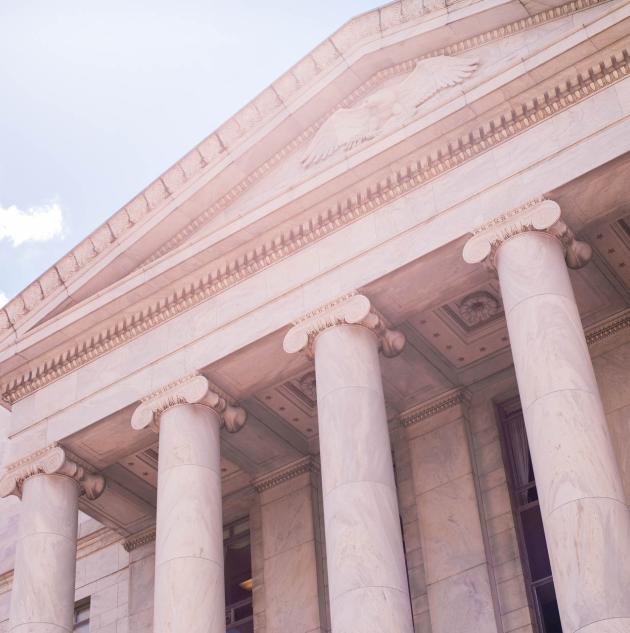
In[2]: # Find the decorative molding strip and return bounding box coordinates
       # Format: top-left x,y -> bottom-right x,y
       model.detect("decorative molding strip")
142,0 -> 612,265
252,456 -> 319,493
3,48 -> 628,405
283,292 -> 406,358
123,526 -> 157,552
463,198 -> 592,270
0,0 -> 612,339
400,389 -> 469,427
0,444 -> 106,500
586,311 -> 630,346
130,373 -> 247,433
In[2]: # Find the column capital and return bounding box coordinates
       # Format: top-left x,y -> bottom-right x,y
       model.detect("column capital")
0,443 -> 106,500
130,373 -> 247,433
463,197 -> 592,271
283,292 -> 406,358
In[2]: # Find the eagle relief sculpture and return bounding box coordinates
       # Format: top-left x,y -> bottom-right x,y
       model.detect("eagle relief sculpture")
301,55 -> 478,168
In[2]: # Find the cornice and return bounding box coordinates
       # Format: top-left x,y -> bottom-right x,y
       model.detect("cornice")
123,526 -> 157,552
2,46 -> 628,405
400,388 -> 469,427
0,443 -> 106,500
252,456 -> 319,493
0,0 -> 613,343
586,311 -> 630,346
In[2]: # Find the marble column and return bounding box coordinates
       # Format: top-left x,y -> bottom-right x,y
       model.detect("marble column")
464,198 -> 630,633
284,293 -> 414,633
0,444 -> 105,633
131,373 -> 247,633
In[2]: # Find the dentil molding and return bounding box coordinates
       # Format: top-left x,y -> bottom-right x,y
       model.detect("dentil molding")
130,373 -> 247,433
283,292 -> 406,358
463,198 -> 592,270
2,48 -> 628,405
252,456 -> 320,493
0,0 -> 614,347
0,443 -> 106,500
399,388 -> 470,428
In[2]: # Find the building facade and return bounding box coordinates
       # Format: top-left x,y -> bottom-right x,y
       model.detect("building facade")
0,1 -> 629,632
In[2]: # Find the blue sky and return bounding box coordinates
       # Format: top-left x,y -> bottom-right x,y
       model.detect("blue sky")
0,0 -> 381,306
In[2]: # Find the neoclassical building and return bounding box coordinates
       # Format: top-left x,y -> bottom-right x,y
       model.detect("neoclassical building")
1,1 -> 629,632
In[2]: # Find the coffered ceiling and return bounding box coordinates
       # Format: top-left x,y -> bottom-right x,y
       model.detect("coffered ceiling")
62,151 -> 630,538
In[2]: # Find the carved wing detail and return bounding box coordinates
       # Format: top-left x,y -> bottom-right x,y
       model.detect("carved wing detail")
301,105 -> 375,168
301,55 -> 478,168
399,55 -> 479,108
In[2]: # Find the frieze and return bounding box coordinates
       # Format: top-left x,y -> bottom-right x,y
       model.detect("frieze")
2,49 -> 628,405
0,0 -> 613,339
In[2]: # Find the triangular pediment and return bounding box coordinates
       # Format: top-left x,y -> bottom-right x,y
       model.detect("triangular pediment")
0,0 -> 622,366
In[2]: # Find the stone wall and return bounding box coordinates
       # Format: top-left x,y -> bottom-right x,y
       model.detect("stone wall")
593,332 -> 630,503
468,376 -> 534,633
392,424 -> 431,632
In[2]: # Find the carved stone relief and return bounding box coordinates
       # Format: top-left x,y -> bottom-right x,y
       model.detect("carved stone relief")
301,55 -> 478,167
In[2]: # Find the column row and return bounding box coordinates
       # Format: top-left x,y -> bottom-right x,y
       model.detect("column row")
3,198 -> 630,633
0,446 -> 105,633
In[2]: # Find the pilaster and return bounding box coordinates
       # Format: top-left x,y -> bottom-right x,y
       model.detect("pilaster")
253,457 -> 324,633
402,390 -> 499,633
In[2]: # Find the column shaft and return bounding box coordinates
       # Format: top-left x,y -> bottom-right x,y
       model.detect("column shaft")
314,324 -> 413,633
153,403 -> 225,633
497,230 -> 630,633
9,474 -> 79,633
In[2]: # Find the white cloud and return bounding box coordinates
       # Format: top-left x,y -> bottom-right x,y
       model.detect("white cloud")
0,292 -> 7,308
0,202 -> 64,247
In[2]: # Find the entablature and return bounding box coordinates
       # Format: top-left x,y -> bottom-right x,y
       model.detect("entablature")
0,0 -> 623,363
1,0 -> 627,412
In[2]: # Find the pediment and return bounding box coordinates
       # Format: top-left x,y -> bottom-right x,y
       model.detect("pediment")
0,0 -> 623,368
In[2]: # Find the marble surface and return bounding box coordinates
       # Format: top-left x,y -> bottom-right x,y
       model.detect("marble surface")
0,4 -> 629,633
409,415 -> 498,633
153,404 -> 225,633
427,563 -> 497,633
9,474 -> 79,633
314,324 -> 413,633
260,474 -> 322,633
497,229 -> 630,633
